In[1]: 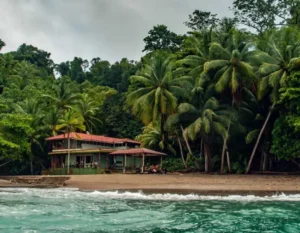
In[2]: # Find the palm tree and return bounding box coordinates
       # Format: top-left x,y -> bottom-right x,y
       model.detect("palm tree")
203,30 -> 257,172
13,99 -> 45,174
56,110 -> 86,174
0,53 -> 17,77
43,79 -> 80,111
77,93 -> 102,133
167,89 -> 231,172
255,27 -> 300,102
9,61 -> 39,90
127,53 -> 192,145
44,107 -> 61,136
135,122 -> 176,154
176,30 -> 213,91
204,30 -> 256,103
246,27 -> 300,173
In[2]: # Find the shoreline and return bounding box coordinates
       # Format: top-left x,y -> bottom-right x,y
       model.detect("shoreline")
2,173 -> 300,195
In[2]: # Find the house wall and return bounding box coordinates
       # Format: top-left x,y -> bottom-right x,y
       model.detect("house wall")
126,156 -> 142,168
62,140 -> 78,149
62,153 -> 113,169
82,143 -> 113,149
113,155 -> 142,168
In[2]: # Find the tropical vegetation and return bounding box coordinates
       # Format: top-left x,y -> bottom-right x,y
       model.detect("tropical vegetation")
1,0 -> 300,175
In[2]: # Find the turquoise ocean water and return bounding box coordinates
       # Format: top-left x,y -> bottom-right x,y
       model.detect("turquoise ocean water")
0,188 -> 300,233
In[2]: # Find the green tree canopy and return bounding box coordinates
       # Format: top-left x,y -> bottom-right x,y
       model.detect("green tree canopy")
143,25 -> 185,53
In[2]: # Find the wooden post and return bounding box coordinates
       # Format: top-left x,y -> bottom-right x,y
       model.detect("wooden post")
106,155 -> 108,168
142,154 -> 145,173
98,153 -> 101,169
67,132 -> 70,174
134,156 -> 136,171
123,154 -> 127,174
51,156 -> 54,169
160,156 -> 163,168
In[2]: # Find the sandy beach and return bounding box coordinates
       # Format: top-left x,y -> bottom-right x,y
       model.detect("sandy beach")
1,174 -> 300,194
65,174 -> 300,194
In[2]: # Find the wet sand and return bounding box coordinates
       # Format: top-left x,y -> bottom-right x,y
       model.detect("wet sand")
66,174 -> 300,194
1,174 -> 300,194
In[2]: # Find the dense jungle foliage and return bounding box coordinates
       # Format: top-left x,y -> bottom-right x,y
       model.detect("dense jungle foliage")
1,0 -> 300,175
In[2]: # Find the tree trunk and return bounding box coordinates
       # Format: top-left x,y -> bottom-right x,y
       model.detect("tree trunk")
67,131 -> 70,175
161,114 -> 168,146
221,107 -> 232,173
177,136 -> 187,169
0,161 -> 11,168
30,158 -> 33,175
200,138 -> 203,159
204,143 -> 212,173
180,125 -> 200,169
221,137 -> 227,174
262,152 -> 269,173
180,125 -> 193,156
246,103 -> 275,174
226,148 -> 231,173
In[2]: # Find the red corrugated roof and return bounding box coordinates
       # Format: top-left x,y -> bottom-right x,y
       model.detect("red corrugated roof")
45,133 -> 140,145
110,148 -> 166,156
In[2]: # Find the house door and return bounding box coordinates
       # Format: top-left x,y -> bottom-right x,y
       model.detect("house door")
76,156 -> 82,168
86,156 -> 92,168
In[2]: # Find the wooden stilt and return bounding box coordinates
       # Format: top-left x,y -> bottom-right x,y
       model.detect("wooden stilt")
123,154 -> 127,174
98,153 -> 100,169
160,156 -> 163,168
142,154 -> 145,173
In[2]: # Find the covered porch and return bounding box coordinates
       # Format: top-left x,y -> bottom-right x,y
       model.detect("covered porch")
110,148 -> 167,174
48,149 -> 114,175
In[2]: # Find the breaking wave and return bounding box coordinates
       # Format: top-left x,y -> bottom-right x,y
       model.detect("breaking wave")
1,187 -> 300,202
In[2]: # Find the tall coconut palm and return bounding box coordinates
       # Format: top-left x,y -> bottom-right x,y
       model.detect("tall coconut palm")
44,107 -> 61,136
176,31 -> 213,90
135,122 -> 176,154
43,79 -> 80,111
13,98 -> 45,174
127,53 -> 192,145
56,110 -> 86,174
77,93 -> 102,133
167,88 -> 231,172
246,27 -> 300,173
204,30 -> 257,172
255,27 -> 300,102
204,30 -> 256,102
0,54 -> 17,86
10,61 -> 39,90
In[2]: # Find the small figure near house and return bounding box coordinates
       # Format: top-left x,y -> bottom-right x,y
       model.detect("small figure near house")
148,164 -> 159,174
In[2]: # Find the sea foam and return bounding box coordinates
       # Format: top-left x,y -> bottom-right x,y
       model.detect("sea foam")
0,188 -> 300,202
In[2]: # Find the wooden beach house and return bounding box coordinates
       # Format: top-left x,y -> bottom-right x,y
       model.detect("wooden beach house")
45,133 -> 166,175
